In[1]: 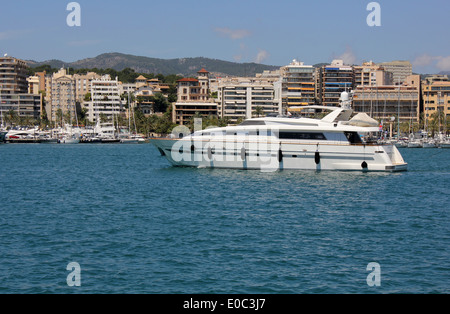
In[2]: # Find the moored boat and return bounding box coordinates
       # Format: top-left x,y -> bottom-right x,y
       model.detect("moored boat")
407,141 -> 422,148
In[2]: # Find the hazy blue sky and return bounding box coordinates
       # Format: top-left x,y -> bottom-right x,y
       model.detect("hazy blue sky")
0,0 -> 449,73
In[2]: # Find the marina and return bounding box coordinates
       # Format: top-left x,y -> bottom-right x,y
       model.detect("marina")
0,120 -> 148,144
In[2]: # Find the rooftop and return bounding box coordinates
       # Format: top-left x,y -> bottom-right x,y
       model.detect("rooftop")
177,78 -> 199,82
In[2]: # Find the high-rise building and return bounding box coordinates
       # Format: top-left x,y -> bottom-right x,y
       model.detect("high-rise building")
85,75 -> 122,123
319,60 -> 353,107
0,55 -> 42,122
216,76 -> 282,123
281,60 -> 316,111
50,68 -> 76,124
376,61 -> 412,85
0,55 -> 28,94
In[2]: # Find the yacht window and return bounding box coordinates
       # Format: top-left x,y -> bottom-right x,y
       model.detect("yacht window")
278,132 -> 326,140
238,120 -> 266,126
344,132 -> 363,144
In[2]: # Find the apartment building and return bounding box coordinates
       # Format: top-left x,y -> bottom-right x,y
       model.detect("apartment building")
354,61 -> 393,87
280,59 -> 316,113
27,76 -> 40,95
0,55 -> 42,121
85,75 -> 123,123
73,72 -> 101,102
50,68 -> 76,124
352,74 -> 421,124
172,68 -> 217,125
0,55 -> 28,94
216,76 -> 282,123
422,80 -> 450,121
318,60 -> 354,107
376,61 -> 412,85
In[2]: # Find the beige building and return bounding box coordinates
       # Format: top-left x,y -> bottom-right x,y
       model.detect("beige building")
352,74 -> 421,124
422,80 -> 450,122
354,61 -> 393,87
27,76 -> 40,95
50,68 -> 76,124
73,72 -> 101,102
135,86 -> 158,115
173,68 -> 217,125
376,61 -> 412,85
281,59 -> 316,110
423,74 -> 449,85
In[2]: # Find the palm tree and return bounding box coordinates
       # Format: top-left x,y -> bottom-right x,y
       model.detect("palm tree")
428,110 -> 445,137
218,116 -> 230,127
252,106 -> 264,118
55,109 -> 63,127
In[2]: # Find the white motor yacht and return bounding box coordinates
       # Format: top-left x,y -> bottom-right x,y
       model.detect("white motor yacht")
150,92 -> 407,172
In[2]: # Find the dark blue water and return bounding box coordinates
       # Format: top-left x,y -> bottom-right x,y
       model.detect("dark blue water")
0,143 -> 448,294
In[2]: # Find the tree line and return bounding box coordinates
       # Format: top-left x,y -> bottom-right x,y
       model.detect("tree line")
28,65 -> 183,85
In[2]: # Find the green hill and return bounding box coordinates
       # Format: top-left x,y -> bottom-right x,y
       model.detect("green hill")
27,52 -> 280,77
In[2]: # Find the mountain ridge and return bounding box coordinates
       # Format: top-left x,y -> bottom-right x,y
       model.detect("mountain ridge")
26,52 -> 281,77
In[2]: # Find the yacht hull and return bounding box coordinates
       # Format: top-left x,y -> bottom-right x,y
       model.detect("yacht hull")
150,138 -> 407,172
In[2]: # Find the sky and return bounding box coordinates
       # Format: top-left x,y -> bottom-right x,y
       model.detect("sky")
0,0 -> 449,74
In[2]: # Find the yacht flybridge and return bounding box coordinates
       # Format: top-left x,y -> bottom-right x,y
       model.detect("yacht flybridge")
150,92 -> 407,172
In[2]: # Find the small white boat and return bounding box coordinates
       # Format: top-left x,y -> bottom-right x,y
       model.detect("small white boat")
422,140 -> 437,148
120,134 -> 146,144
120,137 -> 139,144
439,141 -> 450,148
59,132 -> 80,144
394,141 -> 408,148
407,141 -> 422,148
60,137 -> 80,144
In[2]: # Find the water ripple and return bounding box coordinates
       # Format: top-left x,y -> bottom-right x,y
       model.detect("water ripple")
0,145 -> 448,293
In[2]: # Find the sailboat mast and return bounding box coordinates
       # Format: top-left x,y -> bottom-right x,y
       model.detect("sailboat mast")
0,93 -> 4,128
397,79 -> 400,139
128,92 -> 131,134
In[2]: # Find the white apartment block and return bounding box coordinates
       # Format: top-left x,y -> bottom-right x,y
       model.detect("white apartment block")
217,76 -> 282,123
85,75 -> 123,123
